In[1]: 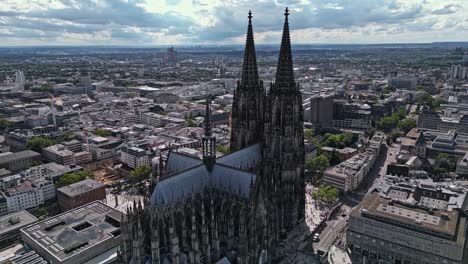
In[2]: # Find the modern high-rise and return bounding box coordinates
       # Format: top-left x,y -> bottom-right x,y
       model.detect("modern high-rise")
304,93 -> 334,127
15,70 -> 25,91
167,47 -> 177,64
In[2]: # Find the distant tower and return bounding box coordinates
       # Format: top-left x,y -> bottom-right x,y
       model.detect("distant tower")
167,47 -> 177,64
15,70 -> 25,91
230,11 -> 265,152
202,98 -> 216,171
262,7 -> 305,230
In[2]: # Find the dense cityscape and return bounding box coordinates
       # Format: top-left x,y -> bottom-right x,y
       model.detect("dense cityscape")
0,2 -> 468,264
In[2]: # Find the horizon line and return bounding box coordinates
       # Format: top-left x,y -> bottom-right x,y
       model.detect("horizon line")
0,41 -> 467,49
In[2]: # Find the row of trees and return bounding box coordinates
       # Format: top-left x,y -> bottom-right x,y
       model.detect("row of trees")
417,94 -> 446,111
56,171 -> 94,187
304,129 -> 356,150
26,131 -> 75,153
94,128 -> 112,137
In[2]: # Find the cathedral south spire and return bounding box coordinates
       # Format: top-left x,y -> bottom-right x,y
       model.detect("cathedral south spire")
274,7 -> 296,90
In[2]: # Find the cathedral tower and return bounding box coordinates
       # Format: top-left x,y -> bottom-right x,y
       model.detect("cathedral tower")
262,8 -> 305,231
230,11 -> 265,152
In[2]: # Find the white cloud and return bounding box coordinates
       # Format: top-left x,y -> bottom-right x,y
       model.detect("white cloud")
0,0 -> 466,45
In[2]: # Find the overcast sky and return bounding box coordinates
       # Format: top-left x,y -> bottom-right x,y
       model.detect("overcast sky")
0,0 -> 466,46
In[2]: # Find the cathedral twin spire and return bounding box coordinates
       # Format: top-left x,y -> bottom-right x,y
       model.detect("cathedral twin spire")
240,8 -> 296,91
240,10 -> 260,89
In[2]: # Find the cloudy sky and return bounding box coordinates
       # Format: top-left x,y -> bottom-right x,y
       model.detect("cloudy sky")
0,0 -> 466,46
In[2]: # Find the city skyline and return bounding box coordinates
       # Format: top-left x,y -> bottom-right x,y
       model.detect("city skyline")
0,0 -> 466,46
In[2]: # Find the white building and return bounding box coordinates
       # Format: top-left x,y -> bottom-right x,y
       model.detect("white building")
121,146 -> 149,169
142,112 -> 163,127
4,180 -> 44,212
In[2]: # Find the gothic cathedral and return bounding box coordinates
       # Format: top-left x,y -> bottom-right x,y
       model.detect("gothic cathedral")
119,8 -> 305,264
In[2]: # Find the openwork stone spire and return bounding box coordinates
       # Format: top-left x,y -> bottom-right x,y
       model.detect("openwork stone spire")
204,97 -> 211,136
274,7 -> 296,89
240,10 -> 260,89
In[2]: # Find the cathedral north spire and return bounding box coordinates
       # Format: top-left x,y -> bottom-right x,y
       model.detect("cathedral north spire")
274,7 -> 296,89
240,10 -> 260,89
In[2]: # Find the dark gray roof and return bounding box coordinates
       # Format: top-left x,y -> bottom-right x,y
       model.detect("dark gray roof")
0,210 -> 38,235
57,179 -> 104,197
151,163 -> 255,206
165,151 -> 203,175
0,150 -> 40,164
151,144 -> 261,207
217,143 -> 261,169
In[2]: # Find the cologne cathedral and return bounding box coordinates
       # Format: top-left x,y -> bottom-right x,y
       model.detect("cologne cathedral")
119,8 -> 305,264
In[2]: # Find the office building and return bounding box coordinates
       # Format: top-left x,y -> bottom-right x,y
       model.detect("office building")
389,76 -> 417,90
42,144 -> 91,165
306,93 -> 334,127
0,210 -> 37,249
333,100 -> 371,130
21,201 -> 122,264
56,179 -> 106,211
0,150 -> 41,173
323,132 -> 383,192
120,146 -> 149,169
348,188 -> 467,264
21,162 -> 83,183
85,136 -> 125,161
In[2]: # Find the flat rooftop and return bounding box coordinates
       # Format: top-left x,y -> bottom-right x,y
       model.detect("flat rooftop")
351,193 -> 465,241
0,210 -> 37,235
21,201 -> 122,263
0,150 -> 40,164
57,179 -> 104,197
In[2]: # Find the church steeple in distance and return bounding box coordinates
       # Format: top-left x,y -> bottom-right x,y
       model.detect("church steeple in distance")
240,10 -> 260,89
274,7 -> 296,90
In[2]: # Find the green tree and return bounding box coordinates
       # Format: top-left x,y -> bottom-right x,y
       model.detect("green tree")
0,118 -> 12,129
185,117 -> 197,127
398,118 -> 416,134
328,150 -> 343,166
36,207 -> 48,217
26,137 -> 54,152
216,145 -> 230,155
31,83 -> 52,92
56,171 -> 94,187
128,165 -> 151,182
306,155 -> 330,175
94,128 -> 111,137
304,129 -> 315,141
434,153 -> 454,173
312,185 -> 339,203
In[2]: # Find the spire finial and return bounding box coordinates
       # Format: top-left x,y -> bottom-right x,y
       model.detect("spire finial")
248,10 -> 252,22
285,7 -> 289,17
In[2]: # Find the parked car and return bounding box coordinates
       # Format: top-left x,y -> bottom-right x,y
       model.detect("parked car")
313,233 -> 320,242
